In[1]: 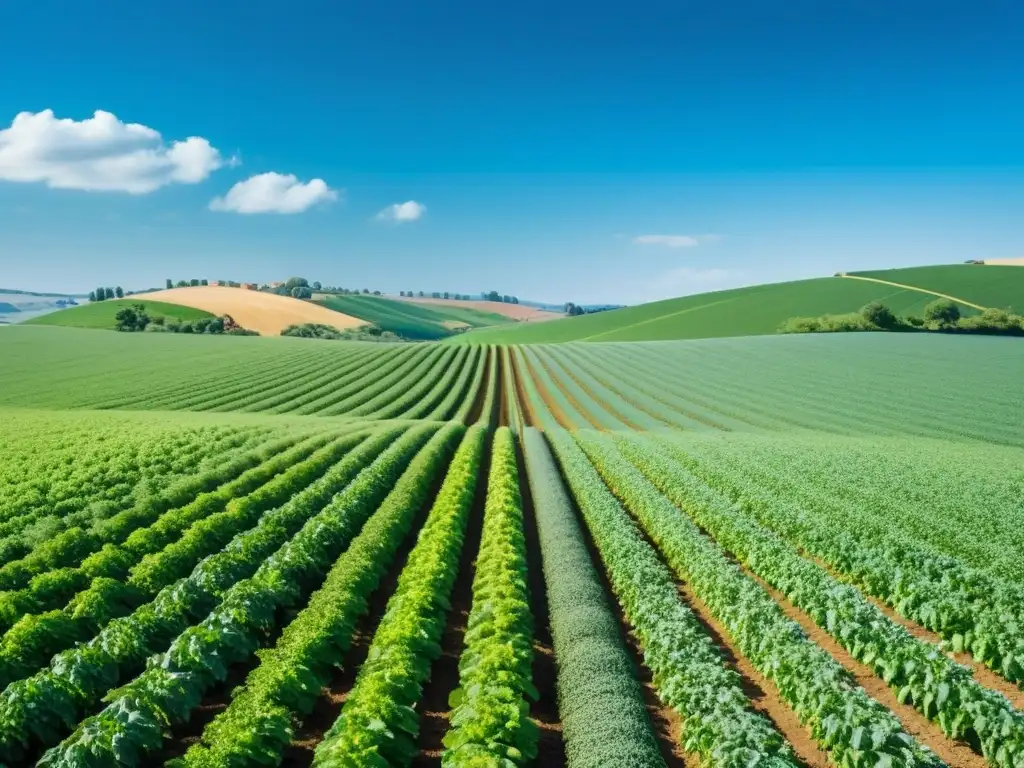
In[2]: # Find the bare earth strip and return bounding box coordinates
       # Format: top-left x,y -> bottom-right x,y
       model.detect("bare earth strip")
981,258 -> 1024,266
132,286 -> 364,336
836,274 -> 987,310
390,295 -> 564,322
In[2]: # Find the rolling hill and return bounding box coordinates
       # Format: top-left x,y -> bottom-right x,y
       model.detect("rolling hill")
449,264 -> 1024,344
128,286 -> 364,335
27,299 -> 215,329
316,294 -> 512,340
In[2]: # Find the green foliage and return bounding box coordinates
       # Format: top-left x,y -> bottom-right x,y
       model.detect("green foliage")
281,322 -> 402,342
520,428 -> 665,767
318,294 -> 510,340
923,298 -> 961,326
27,299 -> 214,330
553,429 -> 799,768
607,433 -> 940,768
443,428 -> 538,766
308,426 -> 482,766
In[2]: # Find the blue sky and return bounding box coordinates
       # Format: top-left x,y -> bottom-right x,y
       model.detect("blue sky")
1,0 -> 1023,304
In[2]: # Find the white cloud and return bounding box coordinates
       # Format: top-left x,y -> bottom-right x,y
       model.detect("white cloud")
375,200 -> 426,223
0,109 -> 226,194
633,233 -> 722,248
209,172 -> 339,214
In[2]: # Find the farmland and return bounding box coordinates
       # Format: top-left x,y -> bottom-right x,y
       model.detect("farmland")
450,264 -> 1024,344
1,322 -> 1023,768
316,294 -> 513,340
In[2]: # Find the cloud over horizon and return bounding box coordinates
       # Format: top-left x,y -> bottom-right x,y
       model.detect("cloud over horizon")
209,172 -> 339,214
0,109 -> 226,194
634,233 -> 721,248
376,200 -> 426,223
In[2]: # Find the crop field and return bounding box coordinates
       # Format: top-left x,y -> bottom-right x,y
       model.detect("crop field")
317,294 -> 512,340
1,323 -> 1023,768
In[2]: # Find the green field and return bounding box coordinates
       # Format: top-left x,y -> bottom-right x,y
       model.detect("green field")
2,324 -> 1024,767
450,273 -> 993,344
850,264 -> 1024,311
27,298 -> 214,329
316,293 -> 511,340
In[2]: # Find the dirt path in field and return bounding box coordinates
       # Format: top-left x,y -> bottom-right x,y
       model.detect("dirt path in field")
516,437 -> 566,766
410,434 -> 492,766
836,274 -> 987,311
748,572 -> 990,768
465,346 -> 493,426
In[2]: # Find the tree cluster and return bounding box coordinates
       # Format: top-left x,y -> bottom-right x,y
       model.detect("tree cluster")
280,323 -> 401,342
166,279 -> 209,289
780,299 -> 1024,337
395,290 -> 520,303
114,304 -> 258,336
88,287 -> 124,302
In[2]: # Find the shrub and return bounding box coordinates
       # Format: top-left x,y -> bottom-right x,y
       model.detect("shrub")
860,301 -> 898,329
923,299 -> 961,327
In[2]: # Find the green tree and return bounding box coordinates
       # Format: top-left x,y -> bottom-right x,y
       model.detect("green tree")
924,299 -> 961,326
88,291 -> 96,302
285,277 -> 309,290
200,279 -> 208,286
115,286 -> 124,299
165,278 -> 173,290
104,287 -> 115,300
860,301 -> 897,329
312,281 -> 322,290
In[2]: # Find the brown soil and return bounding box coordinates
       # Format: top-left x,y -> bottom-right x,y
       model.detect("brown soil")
805,555 -> 1024,709
517,352 -> 574,431
132,286 -> 364,336
465,347 -> 494,426
516,438 -> 566,766
410,434 -> 492,766
280,471 -> 451,766
391,295 -> 563,323
531,355 -> 608,431
508,349 -> 537,429
498,350 -> 511,429
750,573 -> 989,768
861,587 -> 1024,709
676,584 -> 829,768
157,655 -> 255,762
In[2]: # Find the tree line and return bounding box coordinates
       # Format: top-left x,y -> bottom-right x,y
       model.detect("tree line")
114,304 -> 257,336
781,299 -> 1024,337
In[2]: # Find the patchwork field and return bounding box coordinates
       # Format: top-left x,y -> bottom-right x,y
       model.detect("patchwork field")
130,285 -> 364,335
316,293 -> 513,340
452,264 -> 1024,344
1,323 -> 1022,768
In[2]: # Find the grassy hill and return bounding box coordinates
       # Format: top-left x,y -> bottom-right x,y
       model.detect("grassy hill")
316,294 -> 511,340
27,299 -> 214,329
849,264 -> 1024,312
451,264 -> 1024,344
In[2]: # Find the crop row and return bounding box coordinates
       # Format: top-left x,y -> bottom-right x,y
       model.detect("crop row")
571,430 -> 938,768
664,436 -> 1024,690
40,423 -> 463,767
443,427 -> 537,765
552,429 -> 799,768
312,425 -> 484,765
174,424 -> 471,767
0,424 -> 435,764
521,427 -> 666,766
634,433 -> 1024,768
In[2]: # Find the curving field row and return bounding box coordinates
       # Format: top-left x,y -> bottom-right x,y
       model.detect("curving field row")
2,327 -> 1024,768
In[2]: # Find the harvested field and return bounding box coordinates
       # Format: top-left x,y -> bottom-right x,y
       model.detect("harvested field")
132,286 -> 364,335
